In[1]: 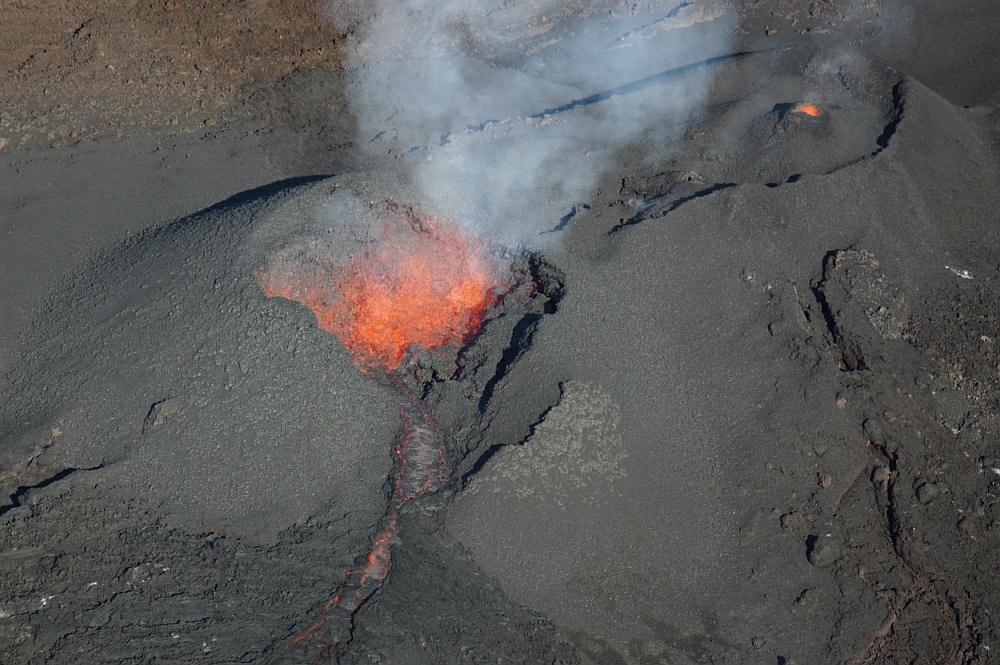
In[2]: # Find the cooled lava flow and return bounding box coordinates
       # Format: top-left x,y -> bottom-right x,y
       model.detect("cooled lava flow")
260,205 -> 512,663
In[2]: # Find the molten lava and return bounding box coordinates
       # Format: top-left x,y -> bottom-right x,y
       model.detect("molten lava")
793,103 -> 822,117
261,212 -> 506,373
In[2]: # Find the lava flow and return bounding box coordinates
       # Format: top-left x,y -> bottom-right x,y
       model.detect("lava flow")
260,205 -> 512,663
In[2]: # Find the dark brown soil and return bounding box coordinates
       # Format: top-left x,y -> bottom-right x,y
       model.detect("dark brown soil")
0,0 -> 350,150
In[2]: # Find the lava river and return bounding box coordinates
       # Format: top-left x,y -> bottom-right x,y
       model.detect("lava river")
260,205 -> 513,662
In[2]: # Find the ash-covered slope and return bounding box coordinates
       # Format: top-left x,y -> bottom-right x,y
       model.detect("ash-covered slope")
0,169 -> 567,664
446,50 -> 1000,664
0,176 -> 404,543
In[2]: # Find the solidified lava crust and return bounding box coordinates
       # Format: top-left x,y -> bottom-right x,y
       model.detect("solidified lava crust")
389,375 -> 455,502
274,374 -> 454,664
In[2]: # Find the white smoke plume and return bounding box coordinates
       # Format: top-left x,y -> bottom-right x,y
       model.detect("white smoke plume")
332,0 -> 737,244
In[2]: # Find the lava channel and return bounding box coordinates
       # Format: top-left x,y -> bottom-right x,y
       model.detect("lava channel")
260,205 -> 513,663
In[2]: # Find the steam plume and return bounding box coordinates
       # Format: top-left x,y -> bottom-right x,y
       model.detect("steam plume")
335,0 -> 736,243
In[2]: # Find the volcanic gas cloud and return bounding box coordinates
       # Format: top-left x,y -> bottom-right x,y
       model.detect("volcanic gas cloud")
260,204 -> 512,661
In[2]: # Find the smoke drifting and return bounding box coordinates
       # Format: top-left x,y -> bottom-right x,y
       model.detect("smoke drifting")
333,0 -> 736,243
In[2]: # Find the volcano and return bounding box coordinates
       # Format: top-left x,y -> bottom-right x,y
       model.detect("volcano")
1,3 -> 1000,664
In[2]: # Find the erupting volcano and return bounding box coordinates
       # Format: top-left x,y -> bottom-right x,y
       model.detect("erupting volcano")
260,204 -> 513,662
262,208 -> 507,373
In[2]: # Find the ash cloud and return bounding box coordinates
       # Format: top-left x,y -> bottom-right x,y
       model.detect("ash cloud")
331,0 -> 737,244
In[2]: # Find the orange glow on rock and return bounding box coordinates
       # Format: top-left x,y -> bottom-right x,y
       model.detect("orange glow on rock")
359,517 -> 396,584
261,211 -> 509,372
794,103 -> 822,117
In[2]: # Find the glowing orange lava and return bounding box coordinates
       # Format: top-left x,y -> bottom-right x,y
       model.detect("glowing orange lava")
261,212 -> 508,372
794,103 -> 822,117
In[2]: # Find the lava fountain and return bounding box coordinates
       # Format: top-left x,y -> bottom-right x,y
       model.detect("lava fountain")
792,102 -> 822,117
260,203 -> 513,662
